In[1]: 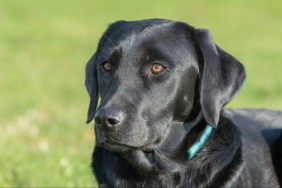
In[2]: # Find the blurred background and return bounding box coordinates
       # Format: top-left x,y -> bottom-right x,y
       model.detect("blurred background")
0,0 -> 281,187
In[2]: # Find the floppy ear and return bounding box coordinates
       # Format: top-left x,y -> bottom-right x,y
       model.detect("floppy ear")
85,54 -> 99,123
195,29 -> 246,128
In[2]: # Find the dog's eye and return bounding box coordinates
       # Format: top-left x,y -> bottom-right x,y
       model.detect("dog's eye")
102,61 -> 112,72
150,63 -> 165,74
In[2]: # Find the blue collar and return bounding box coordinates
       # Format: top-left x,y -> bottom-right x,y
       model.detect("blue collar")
187,124 -> 213,159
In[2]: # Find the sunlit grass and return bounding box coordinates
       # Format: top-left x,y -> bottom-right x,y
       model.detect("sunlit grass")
0,0 -> 281,186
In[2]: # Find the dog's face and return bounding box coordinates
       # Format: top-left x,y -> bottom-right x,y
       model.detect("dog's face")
85,19 -> 245,153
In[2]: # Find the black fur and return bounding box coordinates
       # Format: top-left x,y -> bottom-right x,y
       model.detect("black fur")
85,19 -> 282,188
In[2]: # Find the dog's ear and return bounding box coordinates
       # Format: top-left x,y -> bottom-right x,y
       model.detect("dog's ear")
85,54 -> 99,123
194,29 -> 246,128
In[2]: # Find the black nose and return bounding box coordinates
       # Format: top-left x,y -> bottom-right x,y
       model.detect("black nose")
94,109 -> 124,132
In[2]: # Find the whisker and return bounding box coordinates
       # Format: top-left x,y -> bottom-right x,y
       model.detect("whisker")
103,35 -> 117,49
98,48 -> 108,53
97,48 -> 110,56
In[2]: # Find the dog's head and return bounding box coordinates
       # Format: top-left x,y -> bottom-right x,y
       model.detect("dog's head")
85,19 -> 245,153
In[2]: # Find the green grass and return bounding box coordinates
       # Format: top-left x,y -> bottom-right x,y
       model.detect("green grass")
0,0 -> 281,187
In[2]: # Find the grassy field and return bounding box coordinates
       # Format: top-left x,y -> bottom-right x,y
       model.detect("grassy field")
0,0 -> 281,187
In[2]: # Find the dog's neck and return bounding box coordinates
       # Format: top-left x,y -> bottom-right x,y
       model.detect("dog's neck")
187,124 -> 213,159
183,111 -> 213,159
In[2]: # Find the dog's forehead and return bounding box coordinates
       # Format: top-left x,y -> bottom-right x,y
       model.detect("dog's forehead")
103,19 -> 174,45
112,21 -> 189,49
99,21 -> 197,67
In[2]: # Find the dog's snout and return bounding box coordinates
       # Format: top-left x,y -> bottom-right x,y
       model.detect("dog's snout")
94,108 -> 125,132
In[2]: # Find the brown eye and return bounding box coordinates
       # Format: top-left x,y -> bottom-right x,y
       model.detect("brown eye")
102,62 -> 112,72
150,63 -> 165,74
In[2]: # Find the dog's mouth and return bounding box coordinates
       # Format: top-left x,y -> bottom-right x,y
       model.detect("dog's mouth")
95,125 -> 179,174
99,141 -> 138,153
98,140 -> 156,153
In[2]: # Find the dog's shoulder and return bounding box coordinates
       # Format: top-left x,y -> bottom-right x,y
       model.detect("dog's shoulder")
224,108 -> 282,187
224,108 -> 282,145
225,108 -> 282,129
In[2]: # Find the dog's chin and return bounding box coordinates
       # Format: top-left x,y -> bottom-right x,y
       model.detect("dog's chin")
97,141 -> 160,173
98,141 -> 182,175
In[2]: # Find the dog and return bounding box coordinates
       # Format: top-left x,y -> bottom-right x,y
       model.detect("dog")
85,19 -> 282,188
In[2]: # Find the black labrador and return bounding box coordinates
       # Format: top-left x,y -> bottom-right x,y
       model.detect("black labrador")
85,19 -> 282,188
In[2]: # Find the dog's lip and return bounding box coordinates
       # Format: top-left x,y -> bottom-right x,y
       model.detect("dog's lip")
98,140 -> 155,153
